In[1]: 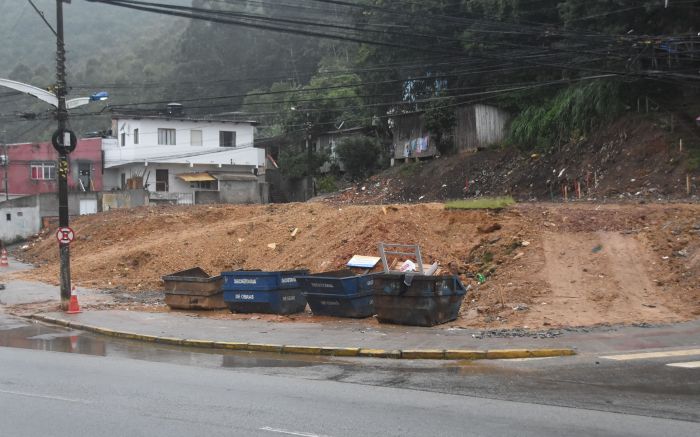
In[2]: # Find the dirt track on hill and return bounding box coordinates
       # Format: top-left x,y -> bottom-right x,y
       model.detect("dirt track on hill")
11,201 -> 700,329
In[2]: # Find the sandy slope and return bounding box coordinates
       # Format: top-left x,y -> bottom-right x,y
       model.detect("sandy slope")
11,201 -> 700,329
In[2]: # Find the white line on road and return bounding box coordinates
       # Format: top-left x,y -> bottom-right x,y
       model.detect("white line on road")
0,389 -> 90,404
260,426 -> 334,437
600,348 -> 700,361
666,361 -> 700,369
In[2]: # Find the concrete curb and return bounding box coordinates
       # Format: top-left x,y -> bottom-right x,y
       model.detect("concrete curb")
31,314 -> 576,361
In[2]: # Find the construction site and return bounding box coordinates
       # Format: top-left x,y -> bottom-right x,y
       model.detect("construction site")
6,198 -> 697,330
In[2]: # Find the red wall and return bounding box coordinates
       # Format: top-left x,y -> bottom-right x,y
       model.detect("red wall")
1,138 -> 103,196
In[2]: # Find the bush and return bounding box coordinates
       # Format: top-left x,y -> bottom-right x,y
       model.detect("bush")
279,147 -> 327,180
335,135 -> 381,180
317,175 -> 338,193
507,80 -> 623,151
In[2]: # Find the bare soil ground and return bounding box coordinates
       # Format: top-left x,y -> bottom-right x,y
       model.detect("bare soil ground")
11,201 -> 700,329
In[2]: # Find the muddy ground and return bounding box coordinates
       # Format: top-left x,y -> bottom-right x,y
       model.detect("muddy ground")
8,201 -> 699,330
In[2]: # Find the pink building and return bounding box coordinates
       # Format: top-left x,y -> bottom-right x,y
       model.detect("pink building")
1,138 -> 103,197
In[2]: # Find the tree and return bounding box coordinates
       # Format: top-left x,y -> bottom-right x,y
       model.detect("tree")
336,135 -> 381,180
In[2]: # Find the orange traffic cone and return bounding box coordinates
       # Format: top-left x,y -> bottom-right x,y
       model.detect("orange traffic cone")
0,248 -> 8,267
67,286 -> 82,314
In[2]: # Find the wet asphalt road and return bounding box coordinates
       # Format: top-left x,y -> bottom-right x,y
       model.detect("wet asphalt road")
0,313 -> 699,436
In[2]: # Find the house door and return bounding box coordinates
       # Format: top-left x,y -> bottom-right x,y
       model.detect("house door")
79,199 -> 98,215
78,163 -> 91,191
155,169 -> 169,192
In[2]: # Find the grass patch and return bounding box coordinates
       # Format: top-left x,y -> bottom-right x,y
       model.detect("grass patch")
445,196 -> 516,210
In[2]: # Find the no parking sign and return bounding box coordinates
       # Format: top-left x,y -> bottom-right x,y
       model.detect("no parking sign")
56,227 -> 75,245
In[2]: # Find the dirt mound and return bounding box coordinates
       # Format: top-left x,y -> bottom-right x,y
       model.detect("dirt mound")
14,202 -> 700,329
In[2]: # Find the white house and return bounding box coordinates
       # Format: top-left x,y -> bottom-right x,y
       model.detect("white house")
102,106 -> 267,204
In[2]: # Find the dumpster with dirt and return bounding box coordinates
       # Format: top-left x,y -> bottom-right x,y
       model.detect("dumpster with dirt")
161,267 -> 225,310
372,274 -> 468,326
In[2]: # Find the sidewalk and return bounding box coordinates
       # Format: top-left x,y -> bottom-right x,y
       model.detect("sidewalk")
0,258 -> 112,309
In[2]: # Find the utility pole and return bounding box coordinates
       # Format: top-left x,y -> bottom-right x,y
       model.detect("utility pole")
305,112 -> 313,199
55,0 -> 72,309
2,130 -> 8,201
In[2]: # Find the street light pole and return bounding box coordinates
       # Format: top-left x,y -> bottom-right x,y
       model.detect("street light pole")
56,0 -> 71,308
304,112 -> 314,200
2,130 -> 8,201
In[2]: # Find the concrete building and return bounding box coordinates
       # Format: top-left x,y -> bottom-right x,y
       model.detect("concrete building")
0,138 -> 103,198
103,106 -> 267,204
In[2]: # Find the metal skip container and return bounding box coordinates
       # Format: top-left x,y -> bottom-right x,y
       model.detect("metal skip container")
297,270 -> 376,318
222,270 -> 309,314
161,267 -> 225,310
372,274 -> 468,326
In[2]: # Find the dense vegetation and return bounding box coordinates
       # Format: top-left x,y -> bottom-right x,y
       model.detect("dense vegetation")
1,0 -> 698,173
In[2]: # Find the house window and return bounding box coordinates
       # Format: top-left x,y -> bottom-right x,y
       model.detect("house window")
30,162 -> 56,180
191,129 -> 202,146
133,128 -> 139,145
219,131 -> 236,147
190,180 -> 217,190
158,128 -> 176,145
120,132 -> 126,146
5,213 -> 10,221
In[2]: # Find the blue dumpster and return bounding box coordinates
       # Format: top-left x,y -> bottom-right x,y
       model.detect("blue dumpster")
372,274 -> 468,326
296,270 -> 376,295
302,292 -> 375,318
222,270 -> 309,314
297,270 -> 377,318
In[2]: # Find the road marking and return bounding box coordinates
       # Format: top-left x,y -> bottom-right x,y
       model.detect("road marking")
600,348 -> 700,361
260,426 -> 333,437
667,361 -> 700,369
0,389 -> 89,404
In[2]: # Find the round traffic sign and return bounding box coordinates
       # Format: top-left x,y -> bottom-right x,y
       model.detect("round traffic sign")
56,227 -> 75,245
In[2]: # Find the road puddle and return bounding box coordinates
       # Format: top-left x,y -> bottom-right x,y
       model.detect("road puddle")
0,314 -> 334,369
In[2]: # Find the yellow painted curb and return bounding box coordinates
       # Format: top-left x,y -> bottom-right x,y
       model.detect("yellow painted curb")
282,345 -> 323,355
444,350 -> 488,360
155,337 -> 184,346
29,315 -> 576,361
320,347 -> 360,357
106,328 -> 141,340
127,333 -> 158,342
401,349 -> 445,360
246,343 -> 283,353
358,349 -> 401,359
527,348 -> 577,358
39,316 -> 70,328
213,341 -> 249,350
182,339 -> 215,348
